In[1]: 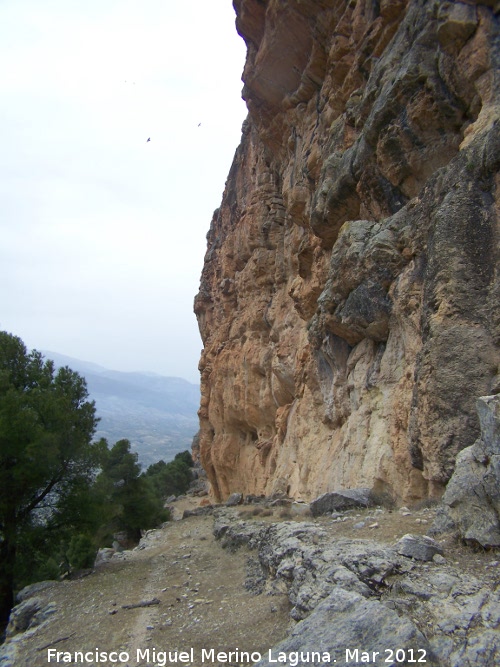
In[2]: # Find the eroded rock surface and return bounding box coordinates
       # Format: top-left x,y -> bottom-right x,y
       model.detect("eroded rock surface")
214,511 -> 500,667
432,393 -> 500,546
195,0 -> 500,503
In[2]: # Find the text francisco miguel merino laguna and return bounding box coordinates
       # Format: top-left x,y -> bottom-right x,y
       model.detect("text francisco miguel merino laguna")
47,646 -> 428,665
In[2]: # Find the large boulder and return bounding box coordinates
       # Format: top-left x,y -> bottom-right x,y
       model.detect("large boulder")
310,488 -> 374,516
432,394 -> 500,547
396,534 -> 444,562
94,547 -> 115,567
225,492 -> 243,507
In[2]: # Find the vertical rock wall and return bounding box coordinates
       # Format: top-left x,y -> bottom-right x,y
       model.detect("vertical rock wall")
195,0 -> 500,503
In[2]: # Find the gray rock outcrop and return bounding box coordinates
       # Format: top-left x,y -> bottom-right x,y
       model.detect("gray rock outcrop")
15,581 -> 57,604
225,492 -> 243,507
254,587 -> 439,667
432,394 -> 500,547
309,488 -> 374,516
94,547 -> 116,567
214,510 -> 500,666
396,533 -> 444,562
5,596 -> 57,639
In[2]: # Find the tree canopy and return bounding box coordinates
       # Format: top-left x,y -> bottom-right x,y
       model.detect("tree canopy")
144,450 -> 194,499
0,331 -> 195,636
0,331 -> 99,630
94,438 -> 169,544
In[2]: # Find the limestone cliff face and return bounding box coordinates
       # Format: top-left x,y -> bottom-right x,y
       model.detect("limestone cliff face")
195,0 -> 500,503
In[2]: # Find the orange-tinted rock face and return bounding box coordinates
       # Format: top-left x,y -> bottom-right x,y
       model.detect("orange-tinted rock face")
194,0 -> 500,503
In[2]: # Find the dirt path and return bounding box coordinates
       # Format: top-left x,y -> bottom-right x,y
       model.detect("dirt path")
6,501 -> 496,667
11,509 -> 290,667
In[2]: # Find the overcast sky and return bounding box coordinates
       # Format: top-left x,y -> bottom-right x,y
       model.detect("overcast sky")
0,0 -> 247,384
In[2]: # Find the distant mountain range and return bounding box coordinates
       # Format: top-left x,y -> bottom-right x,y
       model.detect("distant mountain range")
43,351 -> 200,469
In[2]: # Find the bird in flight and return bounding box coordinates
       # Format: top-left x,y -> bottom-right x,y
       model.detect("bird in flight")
146,137 -> 151,142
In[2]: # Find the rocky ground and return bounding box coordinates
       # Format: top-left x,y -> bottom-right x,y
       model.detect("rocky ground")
1,498 -> 499,667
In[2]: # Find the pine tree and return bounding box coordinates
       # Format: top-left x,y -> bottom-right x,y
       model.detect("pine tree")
0,332 -> 99,631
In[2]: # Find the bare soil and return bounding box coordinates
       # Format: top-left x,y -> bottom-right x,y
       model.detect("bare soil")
13,501 -> 290,667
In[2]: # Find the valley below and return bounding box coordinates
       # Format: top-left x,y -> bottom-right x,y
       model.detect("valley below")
44,352 -> 200,467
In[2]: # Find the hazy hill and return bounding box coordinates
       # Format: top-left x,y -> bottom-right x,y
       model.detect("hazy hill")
43,351 -> 200,468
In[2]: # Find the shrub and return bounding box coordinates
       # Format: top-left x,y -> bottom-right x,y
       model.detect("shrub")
67,534 -> 96,570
